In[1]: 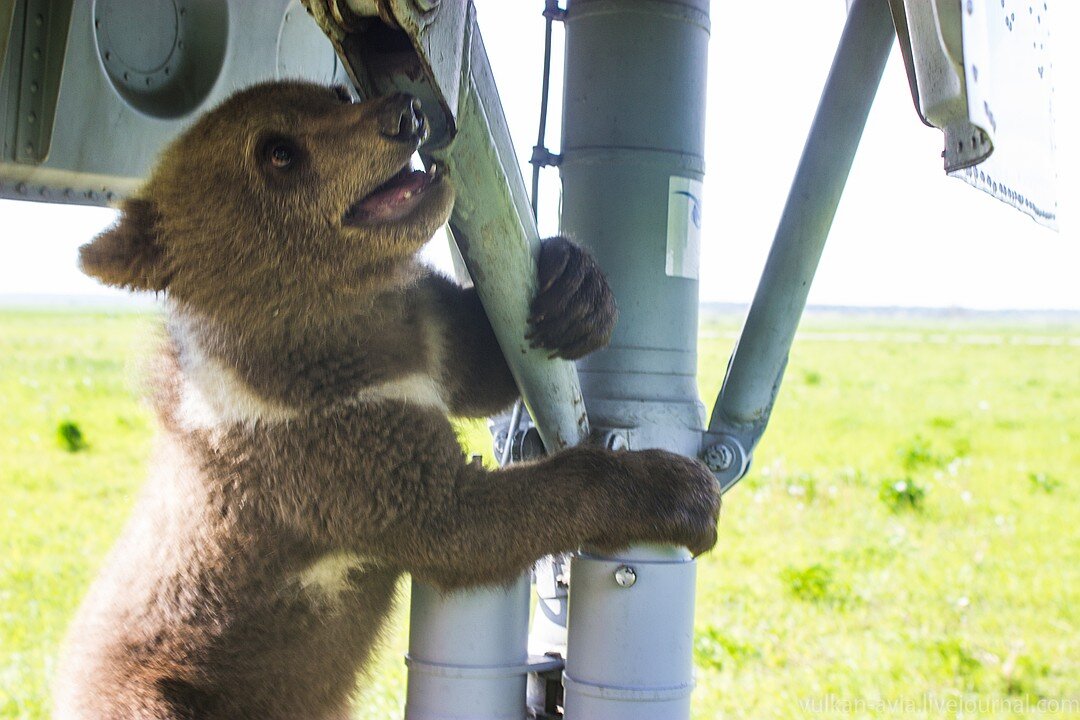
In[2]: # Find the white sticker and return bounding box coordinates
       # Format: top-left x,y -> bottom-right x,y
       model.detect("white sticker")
666,176 -> 703,279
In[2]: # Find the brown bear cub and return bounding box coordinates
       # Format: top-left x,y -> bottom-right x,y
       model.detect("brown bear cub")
57,81 -> 720,720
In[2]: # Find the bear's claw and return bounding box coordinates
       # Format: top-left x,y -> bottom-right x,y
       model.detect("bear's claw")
528,237 -> 618,360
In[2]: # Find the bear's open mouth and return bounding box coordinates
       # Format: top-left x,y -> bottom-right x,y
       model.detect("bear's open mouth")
343,161 -> 440,226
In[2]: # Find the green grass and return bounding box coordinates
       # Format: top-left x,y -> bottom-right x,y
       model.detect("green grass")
1,309 -> 1078,718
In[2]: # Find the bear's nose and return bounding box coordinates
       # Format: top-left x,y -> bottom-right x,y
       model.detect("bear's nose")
379,94 -> 427,144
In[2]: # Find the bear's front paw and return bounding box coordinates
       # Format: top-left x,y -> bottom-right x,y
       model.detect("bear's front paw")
527,236 -> 618,360
589,450 -> 721,557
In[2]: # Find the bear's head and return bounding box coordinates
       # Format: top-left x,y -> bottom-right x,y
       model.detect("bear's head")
79,81 -> 454,325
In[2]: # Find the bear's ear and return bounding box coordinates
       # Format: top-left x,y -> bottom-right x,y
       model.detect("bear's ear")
79,198 -> 170,291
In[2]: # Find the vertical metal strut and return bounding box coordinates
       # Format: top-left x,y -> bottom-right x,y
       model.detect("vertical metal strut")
558,1 -> 710,718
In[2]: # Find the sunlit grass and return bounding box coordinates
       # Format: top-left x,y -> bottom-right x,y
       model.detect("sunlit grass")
1,309 -> 1077,718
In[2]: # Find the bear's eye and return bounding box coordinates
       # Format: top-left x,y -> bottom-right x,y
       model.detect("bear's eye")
269,144 -> 293,169
257,136 -> 305,180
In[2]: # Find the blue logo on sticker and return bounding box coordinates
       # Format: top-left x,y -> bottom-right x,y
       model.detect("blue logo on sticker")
674,190 -> 701,229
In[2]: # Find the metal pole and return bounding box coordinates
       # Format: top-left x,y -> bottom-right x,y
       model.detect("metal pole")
557,1 -> 709,718
706,0 -> 895,489
404,579 -> 532,720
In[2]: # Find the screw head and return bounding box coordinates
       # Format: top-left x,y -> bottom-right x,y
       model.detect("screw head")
613,565 -> 637,588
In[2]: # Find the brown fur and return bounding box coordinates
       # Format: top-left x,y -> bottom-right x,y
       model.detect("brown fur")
57,81 -> 720,719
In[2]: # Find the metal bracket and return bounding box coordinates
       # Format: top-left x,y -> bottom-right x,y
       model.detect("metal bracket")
542,0 -> 567,23
492,416 -> 546,464
884,0 -> 1057,224
526,652 -> 565,720
888,0 -> 992,172
5,0 -> 75,164
530,145 -> 562,168
524,651 -> 565,720
528,553 -> 570,717
700,432 -> 750,494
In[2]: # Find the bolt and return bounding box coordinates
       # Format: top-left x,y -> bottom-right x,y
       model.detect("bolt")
613,565 -> 636,588
703,442 -> 735,472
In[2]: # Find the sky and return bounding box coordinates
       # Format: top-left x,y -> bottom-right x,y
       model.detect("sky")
1,0 -> 1077,310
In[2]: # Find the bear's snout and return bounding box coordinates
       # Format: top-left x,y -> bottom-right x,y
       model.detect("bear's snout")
379,94 -> 427,145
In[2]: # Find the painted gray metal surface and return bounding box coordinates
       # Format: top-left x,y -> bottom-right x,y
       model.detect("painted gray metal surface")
563,549 -> 697,719
557,1 -> 709,717
405,578 -> 531,720
888,0 -> 1058,227
560,0 -> 710,460
706,0 -> 895,491
0,0 -> 349,204
953,0 -> 1057,226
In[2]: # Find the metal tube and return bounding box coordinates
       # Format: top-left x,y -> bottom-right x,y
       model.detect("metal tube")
558,1 -> 709,718
708,0 -> 895,449
563,547 -> 697,720
405,578 -> 531,720
560,0 -> 711,458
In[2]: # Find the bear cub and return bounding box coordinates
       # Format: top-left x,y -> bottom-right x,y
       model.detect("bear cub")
57,81 -> 720,720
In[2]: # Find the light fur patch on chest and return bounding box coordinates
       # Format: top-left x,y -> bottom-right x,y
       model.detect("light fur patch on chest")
179,362 -> 447,431
350,372 -> 448,413
295,552 -> 375,601
179,356 -> 299,430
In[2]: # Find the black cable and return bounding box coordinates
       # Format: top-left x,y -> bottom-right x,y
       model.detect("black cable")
531,11 -> 555,222
531,0 -> 565,223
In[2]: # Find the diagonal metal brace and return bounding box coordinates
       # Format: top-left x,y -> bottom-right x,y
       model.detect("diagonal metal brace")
704,0 -> 896,492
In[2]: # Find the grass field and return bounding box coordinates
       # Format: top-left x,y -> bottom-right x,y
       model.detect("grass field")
1,308 -> 1077,718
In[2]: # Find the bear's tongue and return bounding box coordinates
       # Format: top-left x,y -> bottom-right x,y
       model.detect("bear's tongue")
345,169 -> 433,224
